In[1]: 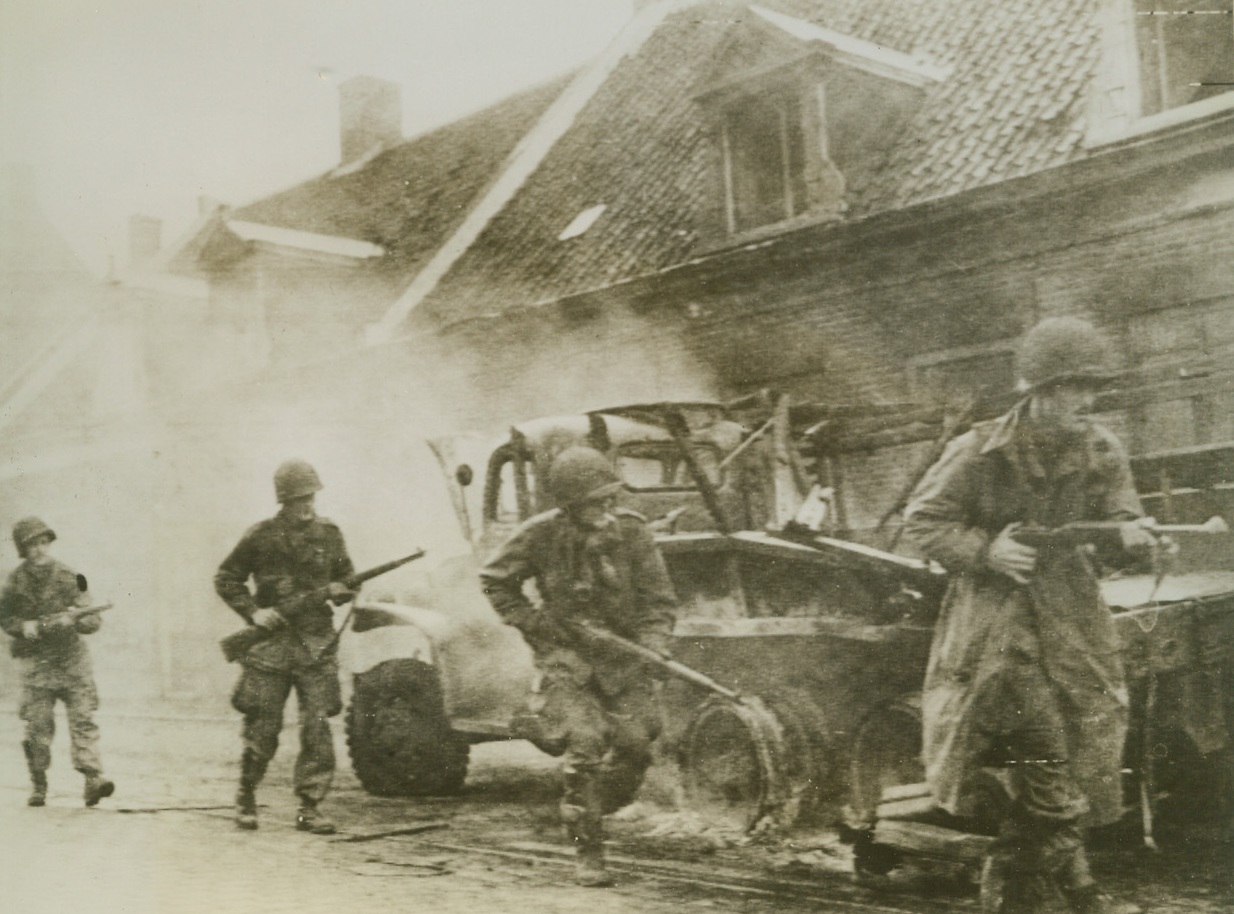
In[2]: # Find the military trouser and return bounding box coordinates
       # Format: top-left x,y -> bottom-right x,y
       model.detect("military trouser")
19,660 -> 103,778
231,660 -> 342,806
980,659 -> 1094,911
536,654 -> 661,815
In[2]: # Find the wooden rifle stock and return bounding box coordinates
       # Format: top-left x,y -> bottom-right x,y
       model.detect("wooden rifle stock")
220,549 -> 425,663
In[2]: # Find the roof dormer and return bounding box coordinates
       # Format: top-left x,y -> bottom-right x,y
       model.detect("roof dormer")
1089,0 -> 1234,145
695,4 -> 946,242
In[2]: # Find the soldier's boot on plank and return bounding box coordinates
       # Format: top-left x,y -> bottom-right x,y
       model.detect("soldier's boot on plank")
83,772 -> 115,807
295,803 -> 336,835
235,750 -> 265,830
23,742 -> 47,807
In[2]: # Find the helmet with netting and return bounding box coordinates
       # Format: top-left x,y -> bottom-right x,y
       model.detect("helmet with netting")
1016,317 -> 1117,392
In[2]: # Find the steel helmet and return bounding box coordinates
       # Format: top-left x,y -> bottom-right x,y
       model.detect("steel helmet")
12,516 -> 55,557
548,446 -> 622,508
1015,317 -> 1117,392
274,460 -> 323,503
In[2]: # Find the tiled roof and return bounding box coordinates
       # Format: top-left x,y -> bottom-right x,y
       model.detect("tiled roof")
230,73 -> 573,284
225,1 -> 1120,328
415,0 -> 1101,325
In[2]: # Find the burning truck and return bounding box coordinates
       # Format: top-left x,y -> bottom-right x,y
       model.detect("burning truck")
341,396 -> 1234,861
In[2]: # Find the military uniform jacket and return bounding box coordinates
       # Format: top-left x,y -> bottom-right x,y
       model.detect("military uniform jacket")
903,403 -> 1143,826
480,508 -> 677,693
0,558 -> 97,662
215,512 -> 355,671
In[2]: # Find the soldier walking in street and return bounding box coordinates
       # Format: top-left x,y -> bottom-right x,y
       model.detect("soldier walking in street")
215,460 -> 355,834
903,317 -> 1154,914
481,446 -> 678,887
0,517 -> 114,808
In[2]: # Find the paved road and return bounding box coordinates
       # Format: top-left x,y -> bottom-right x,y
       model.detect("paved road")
1,711 -> 1230,914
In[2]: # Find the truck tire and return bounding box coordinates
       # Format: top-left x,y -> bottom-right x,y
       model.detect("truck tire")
679,691 -> 829,830
346,658 -> 470,796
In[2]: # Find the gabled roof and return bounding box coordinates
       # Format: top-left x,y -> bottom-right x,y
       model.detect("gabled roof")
213,0 -> 1219,337
228,71 -> 574,284
412,0 -> 1106,325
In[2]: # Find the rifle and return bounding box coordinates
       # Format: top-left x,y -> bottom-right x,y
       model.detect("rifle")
561,619 -> 746,704
1012,516 -> 1227,549
36,603 -> 114,632
220,549 -> 425,663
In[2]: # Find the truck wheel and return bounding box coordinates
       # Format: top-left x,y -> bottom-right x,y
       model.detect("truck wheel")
680,692 -> 828,830
346,658 -> 470,796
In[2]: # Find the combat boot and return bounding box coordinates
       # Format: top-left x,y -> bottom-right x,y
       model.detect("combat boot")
235,749 -> 266,830
980,855 -> 1053,914
28,771 -> 47,807
561,802 -> 613,887
83,774 -> 115,807
295,803 -> 336,835
235,786 -> 258,830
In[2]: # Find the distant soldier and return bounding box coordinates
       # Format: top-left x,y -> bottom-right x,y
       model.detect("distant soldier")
481,446 -> 678,887
215,460 -> 355,834
903,318 -> 1153,914
0,517 -> 113,808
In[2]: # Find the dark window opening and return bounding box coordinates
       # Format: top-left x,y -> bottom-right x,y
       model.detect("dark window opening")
723,92 -> 809,233
1135,0 -> 1234,116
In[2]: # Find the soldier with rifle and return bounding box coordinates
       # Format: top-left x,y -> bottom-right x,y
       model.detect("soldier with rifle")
0,517 -> 114,808
215,459 -> 357,835
481,446 -> 678,887
903,318 -> 1154,914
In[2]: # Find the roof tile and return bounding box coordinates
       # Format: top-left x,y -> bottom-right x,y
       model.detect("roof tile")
228,0 -> 1150,326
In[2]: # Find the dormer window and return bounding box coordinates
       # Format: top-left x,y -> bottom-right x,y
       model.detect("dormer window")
696,5 -> 945,243
1135,1 -> 1234,116
721,90 -> 809,233
1090,0 -> 1234,143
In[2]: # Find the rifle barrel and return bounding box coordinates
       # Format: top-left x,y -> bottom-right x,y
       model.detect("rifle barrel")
567,621 -> 742,702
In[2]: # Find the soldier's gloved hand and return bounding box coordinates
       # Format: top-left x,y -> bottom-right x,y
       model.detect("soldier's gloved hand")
986,523 -> 1037,585
326,582 -> 355,606
251,607 -> 286,630
21,620 -> 41,640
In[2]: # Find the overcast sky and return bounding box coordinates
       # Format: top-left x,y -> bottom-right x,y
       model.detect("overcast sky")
0,0 -> 633,275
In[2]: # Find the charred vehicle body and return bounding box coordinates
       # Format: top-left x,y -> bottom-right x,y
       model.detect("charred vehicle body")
343,398 -> 1234,857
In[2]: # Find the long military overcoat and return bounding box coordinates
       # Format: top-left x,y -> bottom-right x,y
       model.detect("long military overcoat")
903,404 -> 1143,826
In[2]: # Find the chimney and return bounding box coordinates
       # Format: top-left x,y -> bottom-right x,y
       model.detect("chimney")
339,76 -> 402,164
128,214 -> 162,267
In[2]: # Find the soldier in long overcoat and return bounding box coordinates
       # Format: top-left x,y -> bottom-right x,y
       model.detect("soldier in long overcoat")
903,318 -> 1154,914
215,460 -> 355,834
481,446 -> 677,886
0,517 -> 113,807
